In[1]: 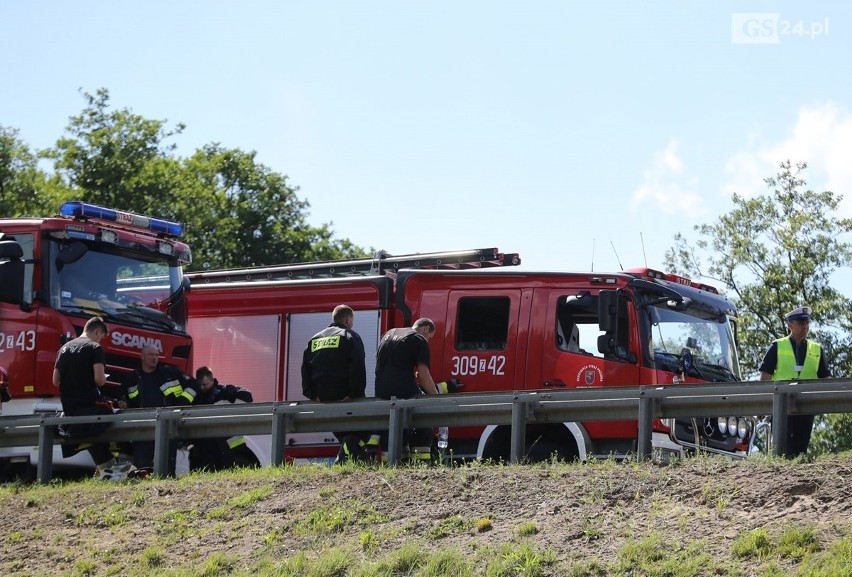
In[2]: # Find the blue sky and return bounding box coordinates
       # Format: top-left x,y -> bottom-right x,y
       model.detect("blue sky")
2,1 -> 850,279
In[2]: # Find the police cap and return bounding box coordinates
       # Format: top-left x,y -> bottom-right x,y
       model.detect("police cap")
786,306 -> 812,322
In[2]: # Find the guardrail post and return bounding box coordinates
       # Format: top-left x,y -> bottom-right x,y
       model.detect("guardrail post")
270,409 -> 289,467
637,388 -> 653,461
772,386 -> 789,457
153,411 -> 171,476
510,399 -> 527,464
387,404 -> 407,465
37,423 -> 55,484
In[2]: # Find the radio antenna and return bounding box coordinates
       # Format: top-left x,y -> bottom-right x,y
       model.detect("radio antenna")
591,239 -> 595,271
640,232 -> 648,267
611,241 -> 623,271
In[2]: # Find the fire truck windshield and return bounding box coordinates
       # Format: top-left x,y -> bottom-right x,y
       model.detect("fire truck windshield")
645,304 -> 740,382
47,238 -> 187,333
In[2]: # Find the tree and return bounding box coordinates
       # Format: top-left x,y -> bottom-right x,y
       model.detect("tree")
45,88 -> 186,212
665,160 -> 852,455
34,88 -> 368,269
0,125 -> 69,217
179,144 -> 366,271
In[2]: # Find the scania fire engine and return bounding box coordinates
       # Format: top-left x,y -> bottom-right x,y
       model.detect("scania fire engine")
185,248 -> 754,464
0,202 -> 192,477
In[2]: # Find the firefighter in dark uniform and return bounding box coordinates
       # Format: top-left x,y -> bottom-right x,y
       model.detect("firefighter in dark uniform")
52,316 -> 124,477
185,366 -> 256,471
301,304 -> 371,462
374,317 -> 440,462
759,305 -> 831,458
121,344 -> 193,472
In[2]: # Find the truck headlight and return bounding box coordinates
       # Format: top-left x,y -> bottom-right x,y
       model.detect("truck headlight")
737,418 -> 749,439
727,416 -> 738,436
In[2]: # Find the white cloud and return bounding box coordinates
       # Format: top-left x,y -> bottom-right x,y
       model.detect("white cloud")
724,103 -> 852,212
631,139 -> 705,217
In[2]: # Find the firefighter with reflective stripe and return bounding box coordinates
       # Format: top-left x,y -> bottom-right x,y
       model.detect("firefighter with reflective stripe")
187,365 -> 257,471
759,306 -> 831,458
301,304 -> 369,463
121,344 -> 192,471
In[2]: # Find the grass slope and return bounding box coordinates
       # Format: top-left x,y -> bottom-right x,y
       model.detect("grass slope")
1,454 -> 851,576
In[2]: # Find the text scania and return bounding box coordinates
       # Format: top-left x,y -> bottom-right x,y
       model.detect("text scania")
111,332 -> 163,352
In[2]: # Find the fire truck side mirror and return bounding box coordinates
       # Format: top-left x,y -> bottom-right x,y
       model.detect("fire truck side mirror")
597,290 -> 619,332
597,290 -> 633,362
0,240 -> 25,305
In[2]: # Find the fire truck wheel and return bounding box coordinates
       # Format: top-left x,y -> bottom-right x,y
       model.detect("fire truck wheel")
481,427 -> 579,464
525,441 -> 577,463
0,462 -> 36,483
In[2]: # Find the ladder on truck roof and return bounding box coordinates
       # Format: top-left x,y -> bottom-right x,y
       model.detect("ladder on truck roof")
188,247 -> 521,284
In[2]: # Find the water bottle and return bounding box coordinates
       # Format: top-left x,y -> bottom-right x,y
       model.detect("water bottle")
437,426 -> 449,450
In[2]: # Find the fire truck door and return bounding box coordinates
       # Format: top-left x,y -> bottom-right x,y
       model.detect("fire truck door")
536,288 -> 640,390
438,290 -> 527,393
0,233 -> 39,399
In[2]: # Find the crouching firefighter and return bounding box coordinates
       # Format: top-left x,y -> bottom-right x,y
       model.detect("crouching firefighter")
184,366 -> 257,471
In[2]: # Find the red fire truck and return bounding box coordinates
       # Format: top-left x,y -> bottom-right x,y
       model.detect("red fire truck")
0,202 -> 192,476
186,248 -> 753,464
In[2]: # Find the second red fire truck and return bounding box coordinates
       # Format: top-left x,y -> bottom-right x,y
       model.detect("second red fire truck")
185,248 -> 754,464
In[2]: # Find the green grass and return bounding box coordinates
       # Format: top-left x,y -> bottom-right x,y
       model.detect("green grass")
3,456 -> 852,577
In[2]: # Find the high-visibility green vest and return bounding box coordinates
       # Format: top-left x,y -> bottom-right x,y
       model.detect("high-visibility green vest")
773,336 -> 820,380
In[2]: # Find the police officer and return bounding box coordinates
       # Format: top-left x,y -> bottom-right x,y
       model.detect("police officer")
759,305 -> 831,458
301,304 -> 369,462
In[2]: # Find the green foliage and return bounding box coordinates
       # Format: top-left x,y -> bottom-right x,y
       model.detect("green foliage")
731,528 -> 773,559
0,125 -> 69,217
666,160 -> 852,454
430,514 -> 474,539
485,542 -> 557,577
665,160 -> 852,379
229,484 -> 273,508
1,88 -> 368,270
613,534 -> 718,577
812,414 -> 852,456
794,535 -> 852,576
516,521 -> 538,536
778,525 -> 821,560
416,549 -> 473,577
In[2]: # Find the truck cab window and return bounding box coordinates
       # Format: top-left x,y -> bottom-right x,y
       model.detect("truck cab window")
0,234 -> 32,305
556,293 -> 603,358
456,296 -> 509,350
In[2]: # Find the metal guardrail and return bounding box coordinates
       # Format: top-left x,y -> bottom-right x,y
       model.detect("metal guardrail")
2,379 -> 852,483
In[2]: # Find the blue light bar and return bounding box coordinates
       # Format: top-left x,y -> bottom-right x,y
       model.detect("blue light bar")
59,201 -> 184,237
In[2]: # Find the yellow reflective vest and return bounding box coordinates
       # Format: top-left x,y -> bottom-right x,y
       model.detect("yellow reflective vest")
772,336 -> 820,380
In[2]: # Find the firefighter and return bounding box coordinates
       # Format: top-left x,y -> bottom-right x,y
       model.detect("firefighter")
121,344 -> 194,472
185,366 -> 257,471
759,305 -> 831,458
52,317 -> 134,479
374,317 -> 439,462
301,304 -> 373,463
